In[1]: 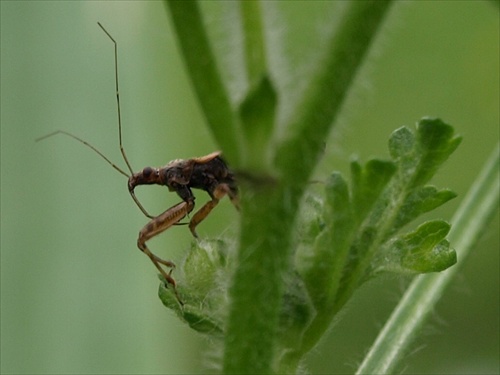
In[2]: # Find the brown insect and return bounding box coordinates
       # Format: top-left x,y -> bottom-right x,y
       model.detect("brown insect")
36,23 -> 238,303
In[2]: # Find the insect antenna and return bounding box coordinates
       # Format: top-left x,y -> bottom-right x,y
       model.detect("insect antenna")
97,22 -> 134,176
36,23 -> 156,219
35,22 -> 134,179
35,130 -> 129,178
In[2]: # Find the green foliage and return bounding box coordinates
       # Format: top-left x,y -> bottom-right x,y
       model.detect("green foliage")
283,120 -> 460,367
2,2 -> 497,375
159,1 -> 491,374
159,120 -> 461,372
356,145 -> 500,375
158,240 -> 229,335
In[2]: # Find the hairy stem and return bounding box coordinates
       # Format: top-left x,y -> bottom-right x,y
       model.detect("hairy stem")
224,2 -> 394,373
240,0 -> 267,88
165,0 -> 242,165
275,0 -> 394,184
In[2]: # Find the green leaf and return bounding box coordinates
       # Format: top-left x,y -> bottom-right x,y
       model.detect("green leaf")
413,118 -> 462,187
351,159 -> 396,222
277,275 -> 314,353
298,173 -> 355,311
296,193 -> 325,244
393,186 -> 457,232
335,120 -> 460,306
287,119 -> 460,365
159,283 -> 224,334
182,240 -> 227,299
157,119 -> 461,373
389,126 -> 415,160
158,240 -> 229,335
388,119 -> 462,189
378,220 -> 457,274
356,144 -> 499,375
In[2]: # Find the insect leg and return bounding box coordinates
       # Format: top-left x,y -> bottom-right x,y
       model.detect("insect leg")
227,185 -> 240,211
137,200 -> 194,298
188,184 -> 232,238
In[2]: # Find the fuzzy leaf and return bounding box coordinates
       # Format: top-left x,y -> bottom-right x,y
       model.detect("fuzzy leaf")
393,186 -> 457,232
290,119 -> 460,363
298,173 -> 355,311
159,283 -> 224,334
296,193 -> 325,244
351,159 -> 396,222
183,240 -> 227,299
338,119 -> 460,292
158,240 -> 229,335
413,118 -> 462,187
377,220 -> 457,274
277,275 -> 314,352
389,119 -> 462,189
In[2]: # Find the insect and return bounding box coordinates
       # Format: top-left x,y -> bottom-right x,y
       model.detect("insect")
36,23 -> 239,303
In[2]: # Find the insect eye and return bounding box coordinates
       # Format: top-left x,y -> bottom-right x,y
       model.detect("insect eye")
142,167 -> 153,177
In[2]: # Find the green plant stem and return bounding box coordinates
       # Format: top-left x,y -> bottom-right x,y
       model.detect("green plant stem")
238,0 -> 275,170
240,0 -> 267,88
223,185 -> 299,374
224,2 -> 394,374
165,0 -> 242,165
166,1 -> 394,373
356,144 -> 500,375
275,0 -> 394,185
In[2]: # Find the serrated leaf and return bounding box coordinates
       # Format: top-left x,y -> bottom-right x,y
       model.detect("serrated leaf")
158,282 -> 224,334
296,193 -> 325,245
183,240 -> 226,298
158,280 -> 183,312
277,275 -> 314,351
388,119 -> 462,189
393,186 -> 457,232
413,118 -> 462,187
158,240 -> 230,335
400,220 -> 456,272
300,119 -> 460,321
389,126 -> 415,160
182,306 -> 224,334
297,172 -> 355,310
379,220 -> 457,273
351,159 -> 396,222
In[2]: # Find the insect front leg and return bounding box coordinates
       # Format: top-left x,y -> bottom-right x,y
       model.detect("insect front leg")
137,200 -> 194,296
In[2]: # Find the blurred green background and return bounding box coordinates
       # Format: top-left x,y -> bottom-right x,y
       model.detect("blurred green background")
1,1 -> 498,374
